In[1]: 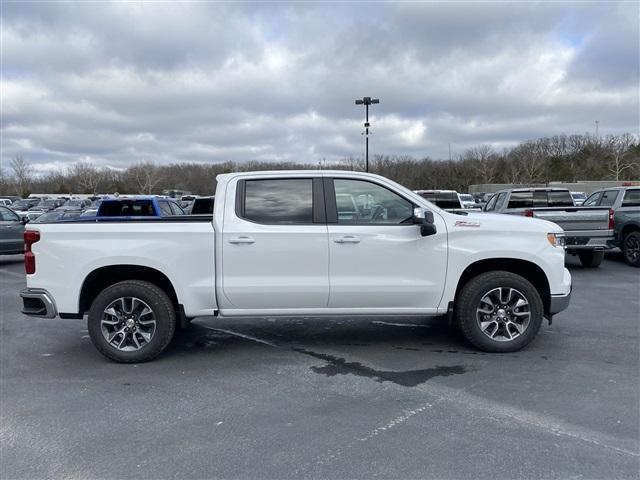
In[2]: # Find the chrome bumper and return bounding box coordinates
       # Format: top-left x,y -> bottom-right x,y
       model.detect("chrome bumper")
20,288 -> 58,318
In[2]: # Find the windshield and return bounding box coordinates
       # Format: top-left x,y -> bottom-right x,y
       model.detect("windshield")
459,194 -> 474,202
571,193 -> 587,200
66,200 -> 84,207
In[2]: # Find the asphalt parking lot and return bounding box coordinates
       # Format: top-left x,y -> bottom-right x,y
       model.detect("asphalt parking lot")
1,253 -> 639,479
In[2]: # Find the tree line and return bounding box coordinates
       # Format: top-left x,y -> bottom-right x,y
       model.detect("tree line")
1,132 -> 638,198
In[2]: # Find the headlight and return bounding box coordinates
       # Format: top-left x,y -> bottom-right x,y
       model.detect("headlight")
547,233 -> 566,248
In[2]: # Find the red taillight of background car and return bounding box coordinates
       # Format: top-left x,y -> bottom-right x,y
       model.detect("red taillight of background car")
609,208 -> 615,230
24,230 -> 40,275
524,209 -> 534,217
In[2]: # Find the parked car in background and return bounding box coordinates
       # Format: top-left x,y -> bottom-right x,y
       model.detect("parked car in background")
97,196 -> 185,218
10,198 -> 42,215
458,193 -> 481,210
56,199 -> 91,212
0,205 -> 27,254
571,192 -> 587,206
29,198 -> 67,213
414,190 -> 463,210
583,187 -> 640,267
189,196 -> 214,215
0,196 -> 21,205
21,170 -> 571,362
484,187 -> 612,267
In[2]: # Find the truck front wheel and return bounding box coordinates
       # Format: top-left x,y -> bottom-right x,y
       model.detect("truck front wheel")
456,271 -> 543,353
88,280 -> 176,363
577,250 -> 604,268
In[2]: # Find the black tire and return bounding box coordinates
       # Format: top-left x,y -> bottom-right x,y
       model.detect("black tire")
622,231 -> 640,267
456,271 -> 544,353
88,280 -> 176,363
578,250 -> 604,268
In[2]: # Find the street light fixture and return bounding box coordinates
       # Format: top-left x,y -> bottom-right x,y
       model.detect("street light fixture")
355,96 -> 380,172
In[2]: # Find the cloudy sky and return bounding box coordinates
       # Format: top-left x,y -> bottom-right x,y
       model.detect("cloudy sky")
1,1 -> 638,172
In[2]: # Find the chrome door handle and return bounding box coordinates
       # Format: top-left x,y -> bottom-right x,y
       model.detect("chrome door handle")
334,235 -> 360,244
228,236 -> 255,244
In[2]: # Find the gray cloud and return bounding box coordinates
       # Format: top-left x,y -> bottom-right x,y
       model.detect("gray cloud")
1,1 -> 638,172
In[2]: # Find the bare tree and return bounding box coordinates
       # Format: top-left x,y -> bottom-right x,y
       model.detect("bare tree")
464,144 -> 498,184
606,133 -> 638,180
10,155 -> 34,197
129,160 -> 164,194
69,161 -> 102,193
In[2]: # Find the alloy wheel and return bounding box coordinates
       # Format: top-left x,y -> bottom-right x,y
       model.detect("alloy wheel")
100,297 -> 156,351
476,287 -> 531,342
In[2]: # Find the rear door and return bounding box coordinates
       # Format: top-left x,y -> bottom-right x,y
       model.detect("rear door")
325,177 -> 447,311
221,177 -> 329,309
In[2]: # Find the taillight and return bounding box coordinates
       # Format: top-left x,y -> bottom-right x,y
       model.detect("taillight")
608,208 -> 615,230
24,230 -> 40,275
524,209 -> 534,217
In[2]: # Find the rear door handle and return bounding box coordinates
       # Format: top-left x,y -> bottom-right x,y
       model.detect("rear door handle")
334,235 -> 360,244
228,236 -> 255,245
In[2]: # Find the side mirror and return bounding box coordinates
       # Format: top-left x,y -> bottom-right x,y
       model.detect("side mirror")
20,216 -> 30,224
413,207 -> 437,237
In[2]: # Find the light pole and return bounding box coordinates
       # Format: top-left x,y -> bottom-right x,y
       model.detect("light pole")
355,96 -> 380,172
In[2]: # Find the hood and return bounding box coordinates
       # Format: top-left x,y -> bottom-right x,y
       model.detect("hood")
445,211 -> 563,234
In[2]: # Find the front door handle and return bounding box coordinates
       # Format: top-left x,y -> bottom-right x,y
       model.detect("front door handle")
228,236 -> 255,245
334,235 -> 360,244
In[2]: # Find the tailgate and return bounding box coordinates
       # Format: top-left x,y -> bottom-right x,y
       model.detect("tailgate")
531,207 -> 611,232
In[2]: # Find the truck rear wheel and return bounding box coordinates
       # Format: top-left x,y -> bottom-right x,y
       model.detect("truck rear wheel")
622,232 -> 640,267
456,271 -> 543,353
577,250 -> 604,268
88,280 -> 176,363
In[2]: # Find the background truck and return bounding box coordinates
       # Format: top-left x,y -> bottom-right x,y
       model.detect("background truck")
583,186 -> 640,267
20,170 -> 571,363
483,187 -> 614,267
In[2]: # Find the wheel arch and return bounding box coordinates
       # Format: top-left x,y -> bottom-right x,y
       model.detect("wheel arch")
454,258 -> 551,314
621,222 -> 640,239
79,265 -> 180,316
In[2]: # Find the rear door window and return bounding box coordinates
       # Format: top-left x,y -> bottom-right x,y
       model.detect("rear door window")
241,178 -> 314,224
622,189 -> 640,207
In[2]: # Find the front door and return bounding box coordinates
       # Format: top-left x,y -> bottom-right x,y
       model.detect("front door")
221,177 -> 329,310
326,178 -> 447,311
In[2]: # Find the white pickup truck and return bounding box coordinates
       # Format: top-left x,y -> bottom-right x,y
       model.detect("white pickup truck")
20,170 -> 572,363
